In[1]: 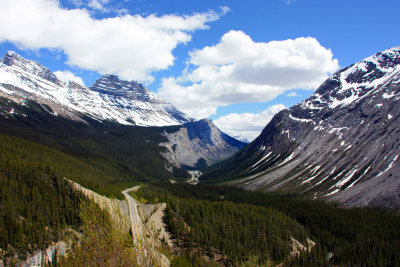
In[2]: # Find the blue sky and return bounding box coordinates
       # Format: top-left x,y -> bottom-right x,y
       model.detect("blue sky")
0,0 -> 399,140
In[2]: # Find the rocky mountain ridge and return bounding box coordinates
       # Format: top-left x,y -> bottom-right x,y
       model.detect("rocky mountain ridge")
201,46 -> 400,208
0,51 -> 245,170
0,51 -> 192,126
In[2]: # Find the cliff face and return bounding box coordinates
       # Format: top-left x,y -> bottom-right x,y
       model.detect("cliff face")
160,119 -> 247,169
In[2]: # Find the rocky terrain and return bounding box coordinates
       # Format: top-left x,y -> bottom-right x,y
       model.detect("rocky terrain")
201,46 -> 400,208
160,119 -> 246,169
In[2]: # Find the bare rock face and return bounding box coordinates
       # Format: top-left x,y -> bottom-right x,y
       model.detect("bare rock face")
90,74 -> 149,100
201,46 -> 400,208
160,119 -> 247,169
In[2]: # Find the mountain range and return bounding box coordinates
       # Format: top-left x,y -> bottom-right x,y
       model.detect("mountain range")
0,51 -> 246,171
0,51 -> 191,126
1,46 -> 399,208
201,46 -> 400,208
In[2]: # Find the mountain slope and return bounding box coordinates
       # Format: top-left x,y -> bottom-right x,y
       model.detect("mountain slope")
160,119 -> 247,169
0,51 -> 192,126
201,46 -> 400,208
0,97 -> 180,194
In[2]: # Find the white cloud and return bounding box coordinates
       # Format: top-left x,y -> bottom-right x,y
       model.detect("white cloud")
286,91 -> 297,97
68,0 -> 128,15
0,0 -> 222,82
54,70 -> 85,86
87,0 -> 109,10
69,0 -> 84,7
219,6 -> 231,15
158,30 -> 339,118
213,104 -> 287,141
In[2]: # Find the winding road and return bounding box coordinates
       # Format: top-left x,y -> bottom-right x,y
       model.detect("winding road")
122,186 -> 171,266
122,187 -> 142,249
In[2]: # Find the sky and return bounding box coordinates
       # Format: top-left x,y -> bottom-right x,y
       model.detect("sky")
0,0 -> 399,141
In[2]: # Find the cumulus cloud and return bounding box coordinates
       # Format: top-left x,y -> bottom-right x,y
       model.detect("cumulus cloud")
54,70 -> 86,86
0,0 -> 223,82
158,30 -> 339,118
286,91 -> 297,97
213,104 -> 287,141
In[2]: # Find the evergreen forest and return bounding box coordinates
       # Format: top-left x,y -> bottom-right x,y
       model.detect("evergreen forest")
0,98 -> 190,198
0,98 -> 189,264
135,182 -> 400,266
0,134 -> 87,263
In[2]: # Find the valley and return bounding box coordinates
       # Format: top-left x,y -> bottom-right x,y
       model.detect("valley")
0,42 -> 399,266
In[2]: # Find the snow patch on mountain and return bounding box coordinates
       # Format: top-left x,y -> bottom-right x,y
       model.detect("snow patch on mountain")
300,46 -> 400,111
0,51 -> 192,127
202,46 -> 400,208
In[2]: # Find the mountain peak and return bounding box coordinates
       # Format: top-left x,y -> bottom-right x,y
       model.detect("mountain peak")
2,51 -> 31,68
2,51 -> 19,66
302,46 -> 400,111
372,46 -> 400,62
1,51 -> 60,84
201,46 -> 400,208
89,74 -> 153,102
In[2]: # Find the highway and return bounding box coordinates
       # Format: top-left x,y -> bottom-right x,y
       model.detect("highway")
122,187 -> 142,249
122,186 -> 171,266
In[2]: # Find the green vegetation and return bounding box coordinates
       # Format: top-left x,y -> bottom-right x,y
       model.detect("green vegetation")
225,190 -> 400,266
170,253 -> 221,267
136,183 -> 310,266
199,144 -> 263,184
0,133 -> 134,198
61,202 -> 139,267
0,135 -> 86,263
165,199 -> 306,264
136,182 -> 400,266
1,98 -> 399,266
0,98 -> 191,263
0,131 -> 156,265
0,98 -> 190,197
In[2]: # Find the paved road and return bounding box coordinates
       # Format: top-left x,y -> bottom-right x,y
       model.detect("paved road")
122,187 -> 142,247
123,186 -> 171,266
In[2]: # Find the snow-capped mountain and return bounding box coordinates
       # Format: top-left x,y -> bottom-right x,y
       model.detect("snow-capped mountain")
201,46 -> 400,208
0,51 -> 246,170
0,51 -> 192,126
222,132 -> 250,144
